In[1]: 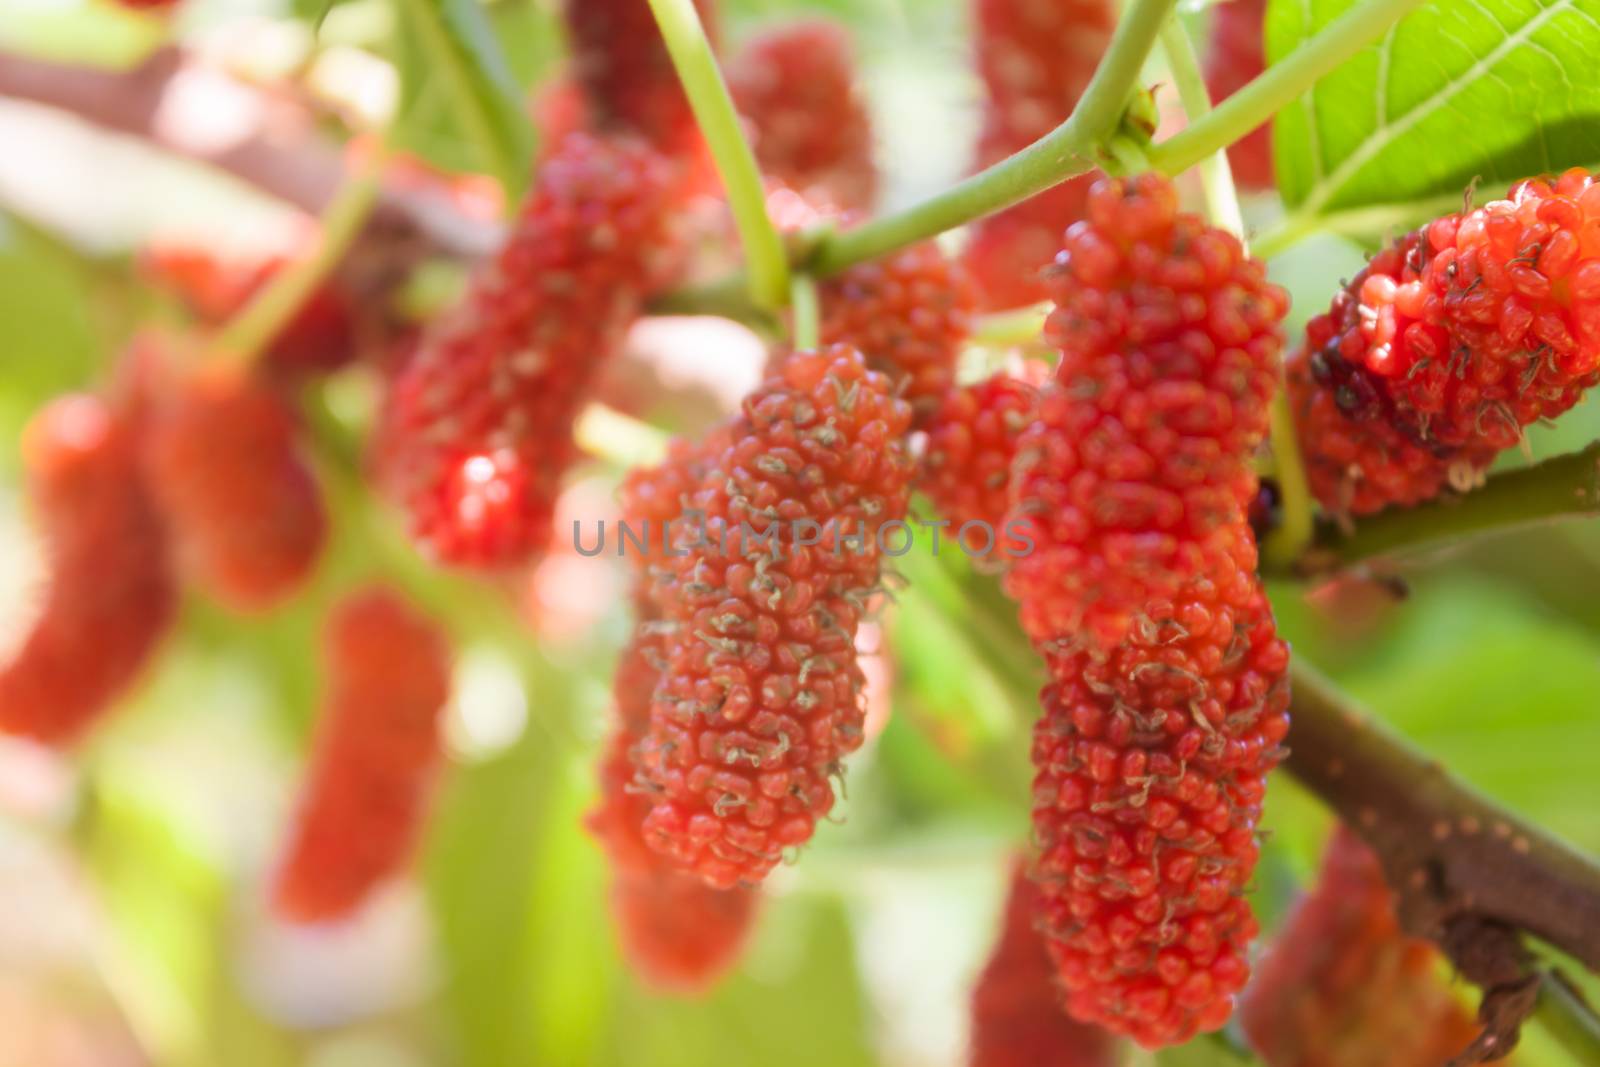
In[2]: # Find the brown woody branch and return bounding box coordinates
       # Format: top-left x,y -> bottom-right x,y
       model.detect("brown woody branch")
0,45 -> 500,259
1287,660 -> 1600,1063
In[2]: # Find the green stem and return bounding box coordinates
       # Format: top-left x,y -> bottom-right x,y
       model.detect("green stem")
1148,0 -> 1427,177
1263,396 -> 1316,570
1536,973 -> 1600,1066
1295,442 -> 1600,574
806,0 -> 1179,276
211,155 -> 383,368
790,272 -> 819,349
1157,16 -> 1243,239
645,0 -> 789,310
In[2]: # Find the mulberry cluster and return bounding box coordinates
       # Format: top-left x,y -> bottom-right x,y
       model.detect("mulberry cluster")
969,863 -> 1120,1067
1289,168 -> 1600,514
635,345 -> 915,888
964,0 -> 1115,308
1004,175 -> 1291,1046
817,240 -> 979,421
0,394 -> 177,745
561,0 -> 715,160
1239,829 -> 1487,1067
728,20 -> 878,213
920,363 -> 1045,531
273,587 -> 452,923
1203,0 -> 1273,191
146,368 -> 327,612
378,133 -> 686,568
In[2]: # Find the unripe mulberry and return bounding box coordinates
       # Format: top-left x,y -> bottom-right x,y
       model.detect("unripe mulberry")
273,587 -> 451,923
727,20 -> 878,213
921,364 -> 1045,531
964,0 -> 1115,308
818,241 -> 979,421
146,368 -> 327,612
377,133 -> 686,568
0,395 -> 176,745
562,0 -> 715,159
1005,174 -> 1287,652
1239,828 -> 1487,1067
1203,0 -> 1273,191
970,862 -> 1121,1067
638,345 -> 915,888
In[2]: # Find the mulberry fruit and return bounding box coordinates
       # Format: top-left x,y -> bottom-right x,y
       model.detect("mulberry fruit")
1239,828 -> 1488,1067
273,587 -> 452,923
1204,0 -> 1273,191
818,240 -> 979,421
562,0 -> 715,160
964,0 -> 1115,308
637,345 -> 915,888
0,393 -> 176,745
377,133 -> 686,568
146,368 -> 327,612
1005,173 -> 1287,651
970,862 -> 1121,1067
921,363 -> 1045,532
728,20 -> 878,213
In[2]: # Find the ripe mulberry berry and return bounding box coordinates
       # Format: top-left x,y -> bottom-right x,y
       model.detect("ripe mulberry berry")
1239,828 -> 1487,1067
637,345 -> 915,888
146,368 -> 327,612
970,862 -> 1121,1067
727,20 -> 878,213
964,0 -> 1114,308
0,394 -> 176,745
1005,173 -> 1287,651
817,241 -> 979,421
1204,0 -> 1273,191
377,133 -> 687,568
920,363 -> 1045,532
273,587 -> 452,923
562,0 -> 715,159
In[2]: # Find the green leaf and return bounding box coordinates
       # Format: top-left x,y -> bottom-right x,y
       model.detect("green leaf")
1268,0 -> 1600,237
391,0 -> 534,199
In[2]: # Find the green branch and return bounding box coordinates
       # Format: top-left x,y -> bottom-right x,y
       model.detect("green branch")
790,273 -> 819,349
645,0 -> 789,309
1149,0 -> 1427,177
805,0 -> 1179,275
1157,17 -> 1242,238
1294,442 -> 1600,574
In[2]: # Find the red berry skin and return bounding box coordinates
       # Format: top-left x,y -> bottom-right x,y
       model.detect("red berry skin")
818,241 -> 979,422
921,363 -> 1046,532
146,368 -> 327,612
562,0 -> 716,160
964,0 -> 1115,308
1239,829 -> 1488,1067
377,134 -> 687,569
0,395 -> 177,746
970,862 -> 1121,1067
728,19 -> 879,213
1005,174 -> 1287,652
273,587 -> 452,923
1204,0 -> 1273,191
637,345 -> 915,889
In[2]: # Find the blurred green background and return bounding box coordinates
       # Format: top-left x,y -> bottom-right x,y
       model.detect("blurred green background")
0,0 -> 1597,1064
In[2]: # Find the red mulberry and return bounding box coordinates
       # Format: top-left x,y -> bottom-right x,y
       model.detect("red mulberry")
1203,0 -> 1273,191
921,363 -> 1046,532
1004,174 -> 1287,652
818,240 -> 979,421
0,394 -> 176,745
273,587 -> 452,923
637,345 -> 915,888
728,20 -> 878,213
970,862 -> 1121,1067
562,0 -> 715,160
963,0 -> 1114,308
1239,828 -> 1487,1067
146,368 -> 327,612
377,133 -> 686,568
